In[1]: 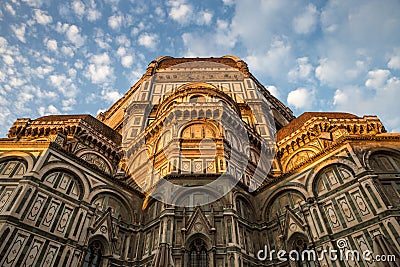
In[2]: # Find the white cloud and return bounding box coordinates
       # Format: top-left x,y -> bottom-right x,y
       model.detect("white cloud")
48,105 -> 59,114
287,87 -> 314,109
49,74 -> 78,97
88,8 -> 101,21
38,105 -> 60,116
0,37 -> 8,52
11,24 -> 26,43
14,94 -> 33,113
66,25 -> 85,47
85,53 -> 114,84
49,74 -> 67,87
9,77 -> 26,87
222,0 -> 235,5
0,106 -> 11,130
61,98 -> 77,111
333,76 -> 400,131
292,4 -> 318,34
121,55 -> 134,68
315,58 -> 366,87
45,39 -> 58,51
288,57 -> 313,81
91,53 -> 111,65
33,9 -> 52,24
181,18 -> 237,57
93,29 -> 112,49
101,90 -> 122,103
61,45 -> 74,57
3,55 -> 14,65
138,32 -> 158,50
266,85 -> 280,98
22,0 -> 44,7
196,11 -> 213,25
365,69 -> 391,89
117,47 -> 126,57
116,35 -> 131,47
168,0 -> 193,24
388,55 -> 400,70
74,60 -> 83,69
155,7 -> 165,18
72,0 -> 85,17
34,65 -> 54,78
131,22 -> 146,36
5,3 -> 16,16
56,22 -> 85,47
246,39 -> 291,78
108,14 -> 123,30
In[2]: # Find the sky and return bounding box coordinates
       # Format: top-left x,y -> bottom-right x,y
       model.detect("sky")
0,0 -> 399,137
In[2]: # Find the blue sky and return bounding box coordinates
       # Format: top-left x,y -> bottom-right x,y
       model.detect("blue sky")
0,0 -> 399,137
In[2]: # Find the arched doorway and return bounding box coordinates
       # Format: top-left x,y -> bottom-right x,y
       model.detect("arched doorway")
189,238 -> 208,267
82,240 -> 104,267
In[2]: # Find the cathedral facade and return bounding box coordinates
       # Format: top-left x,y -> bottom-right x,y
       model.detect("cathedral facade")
0,56 -> 399,267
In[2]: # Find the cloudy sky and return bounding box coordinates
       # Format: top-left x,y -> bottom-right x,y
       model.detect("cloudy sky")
0,0 -> 399,137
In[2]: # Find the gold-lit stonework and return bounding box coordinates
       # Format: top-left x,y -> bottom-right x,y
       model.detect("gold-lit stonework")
0,56 -> 399,267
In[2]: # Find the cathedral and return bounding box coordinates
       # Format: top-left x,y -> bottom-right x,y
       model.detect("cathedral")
0,55 -> 400,267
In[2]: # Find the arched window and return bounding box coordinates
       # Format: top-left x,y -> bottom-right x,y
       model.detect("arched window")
43,171 -> 82,199
236,197 -> 254,222
369,153 -> 400,207
156,131 -> 172,152
285,150 -> 316,171
226,130 -> 240,151
93,194 -> 130,223
0,159 -> 27,177
370,153 -> 400,172
130,150 -> 149,171
80,153 -> 111,175
190,95 -> 206,103
314,165 -> 353,196
381,181 -> 400,207
181,124 -> 216,139
145,201 -> 161,222
180,123 -> 218,174
82,240 -> 103,267
189,239 -> 208,267
268,191 -> 304,219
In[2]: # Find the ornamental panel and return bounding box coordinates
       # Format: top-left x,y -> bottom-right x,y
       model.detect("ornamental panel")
0,187 -> 15,212
41,244 -> 59,267
337,197 -> 355,222
1,232 -> 29,267
56,205 -> 73,234
27,194 -> 47,222
324,203 -> 341,229
42,200 -> 61,228
350,191 -> 371,217
22,239 -> 44,267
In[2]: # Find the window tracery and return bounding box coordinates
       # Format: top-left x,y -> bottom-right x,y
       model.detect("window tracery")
268,191 -> 304,219
43,171 -> 81,199
370,153 -> 400,172
93,194 -> 130,223
82,240 -> 103,267
0,159 -> 27,177
189,239 -> 208,267
314,165 -> 353,196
